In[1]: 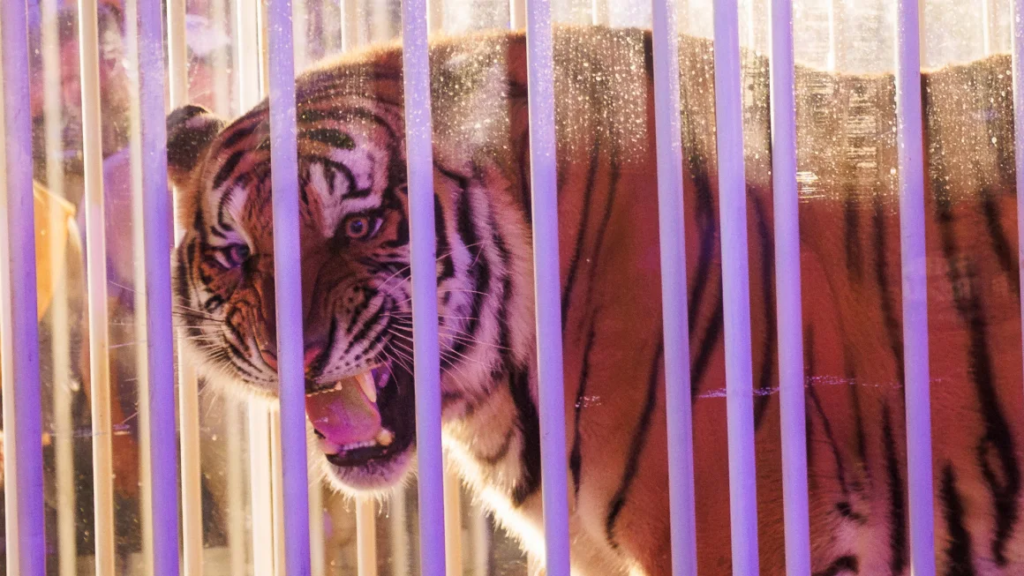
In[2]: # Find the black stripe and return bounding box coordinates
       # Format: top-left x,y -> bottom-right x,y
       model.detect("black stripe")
446,182 -> 491,368
931,133 -> 1022,567
605,340 -> 663,548
299,127 -> 355,150
561,138 -> 602,326
807,381 -> 853,502
436,194 -> 455,281
883,405 -> 907,574
872,198 -> 905,386
344,304 -> 385,354
510,368 -> 541,507
844,195 -> 863,282
980,186 -> 1020,298
689,295 -> 723,402
812,555 -> 858,576
570,327 -> 598,497
751,195 -> 777,430
941,464 -> 975,575
213,150 -> 246,191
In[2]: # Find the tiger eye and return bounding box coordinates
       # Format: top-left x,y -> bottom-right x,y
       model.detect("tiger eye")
344,216 -> 371,240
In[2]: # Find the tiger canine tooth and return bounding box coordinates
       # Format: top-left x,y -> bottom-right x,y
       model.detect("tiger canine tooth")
356,372 -> 377,404
375,428 -> 394,447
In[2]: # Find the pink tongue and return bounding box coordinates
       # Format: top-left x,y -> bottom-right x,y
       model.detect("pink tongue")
305,380 -> 381,447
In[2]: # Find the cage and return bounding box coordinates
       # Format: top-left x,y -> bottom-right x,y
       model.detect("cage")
1,0 -> 1023,574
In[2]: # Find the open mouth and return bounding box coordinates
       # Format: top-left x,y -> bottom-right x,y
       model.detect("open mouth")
304,360 -> 415,470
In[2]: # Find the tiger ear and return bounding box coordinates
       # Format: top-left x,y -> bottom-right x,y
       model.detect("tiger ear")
167,104 -> 225,189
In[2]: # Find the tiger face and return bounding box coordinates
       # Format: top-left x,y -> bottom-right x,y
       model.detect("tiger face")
167,98 -> 476,492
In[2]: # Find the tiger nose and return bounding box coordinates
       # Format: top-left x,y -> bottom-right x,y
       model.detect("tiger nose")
304,343 -> 325,375
260,345 -> 323,374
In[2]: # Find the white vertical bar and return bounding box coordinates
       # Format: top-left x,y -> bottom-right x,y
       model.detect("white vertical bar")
769,0 -> 812,573
444,469 -> 463,576
591,0 -> 609,26
713,0 -> 761,572
650,0 -> 699,573
389,487 -> 411,576
78,0 -> 118,571
511,0 -> 527,29
123,0 -> 157,570
266,0 -> 315,568
167,1 -> 206,571
895,0 -> 936,573
400,0 -> 448,574
826,0 -> 837,70
356,498 -> 378,576
138,0 -> 184,571
270,412 -> 288,576
469,503 -> 490,576
983,0 -> 994,56
249,409 -> 275,576
524,1 -> 572,574
309,479 -> 325,576
211,0 -> 233,115
226,402 -> 248,576
0,0 -> 47,572
168,0 -> 189,110
428,0 -> 444,31
39,0 -> 78,573
341,0 -> 360,51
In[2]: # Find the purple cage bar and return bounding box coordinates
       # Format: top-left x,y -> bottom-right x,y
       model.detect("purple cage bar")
769,0 -> 813,573
1,0 -> 48,573
266,0 -> 314,571
137,0 -> 183,572
713,0 -> 762,572
400,1 -> 448,575
524,0 -> 573,575
649,0 -> 699,574
894,0 -> 937,573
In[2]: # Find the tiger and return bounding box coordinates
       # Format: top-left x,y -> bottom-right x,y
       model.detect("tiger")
166,24 -> 1024,575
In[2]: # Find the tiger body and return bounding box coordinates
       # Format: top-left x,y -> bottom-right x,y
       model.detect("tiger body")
167,26 -> 1024,575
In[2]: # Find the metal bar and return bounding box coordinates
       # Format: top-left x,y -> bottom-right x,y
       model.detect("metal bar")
524,1 -> 572,574
309,478 -> 325,576
0,0 -> 47,571
78,0 -> 118,571
270,411 -> 288,576
469,503 -> 490,576
769,0 -> 812,573
138,0 -> 183,572
400,0 -> 448,574
266,0 -> 314,569
341,0 -> 360,51
124,0 -> 157,571
894,1 -> 936,573
649,0 -> 699,573
444,469 -> 463,576
249,408 -> 275,576
713,0 -> 761,572
226,402 -> 248,576
511,0 -> 526,29
39,0 -> 78,572
357,498 -> 378,576
389,487 -> 410,576
166,1 -> 205,571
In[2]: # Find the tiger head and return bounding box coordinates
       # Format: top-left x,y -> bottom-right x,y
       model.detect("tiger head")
166,60 -> 534,495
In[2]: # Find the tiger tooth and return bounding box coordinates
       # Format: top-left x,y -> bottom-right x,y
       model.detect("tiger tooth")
357,372 -> 377,404
375,428 -> 394,447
